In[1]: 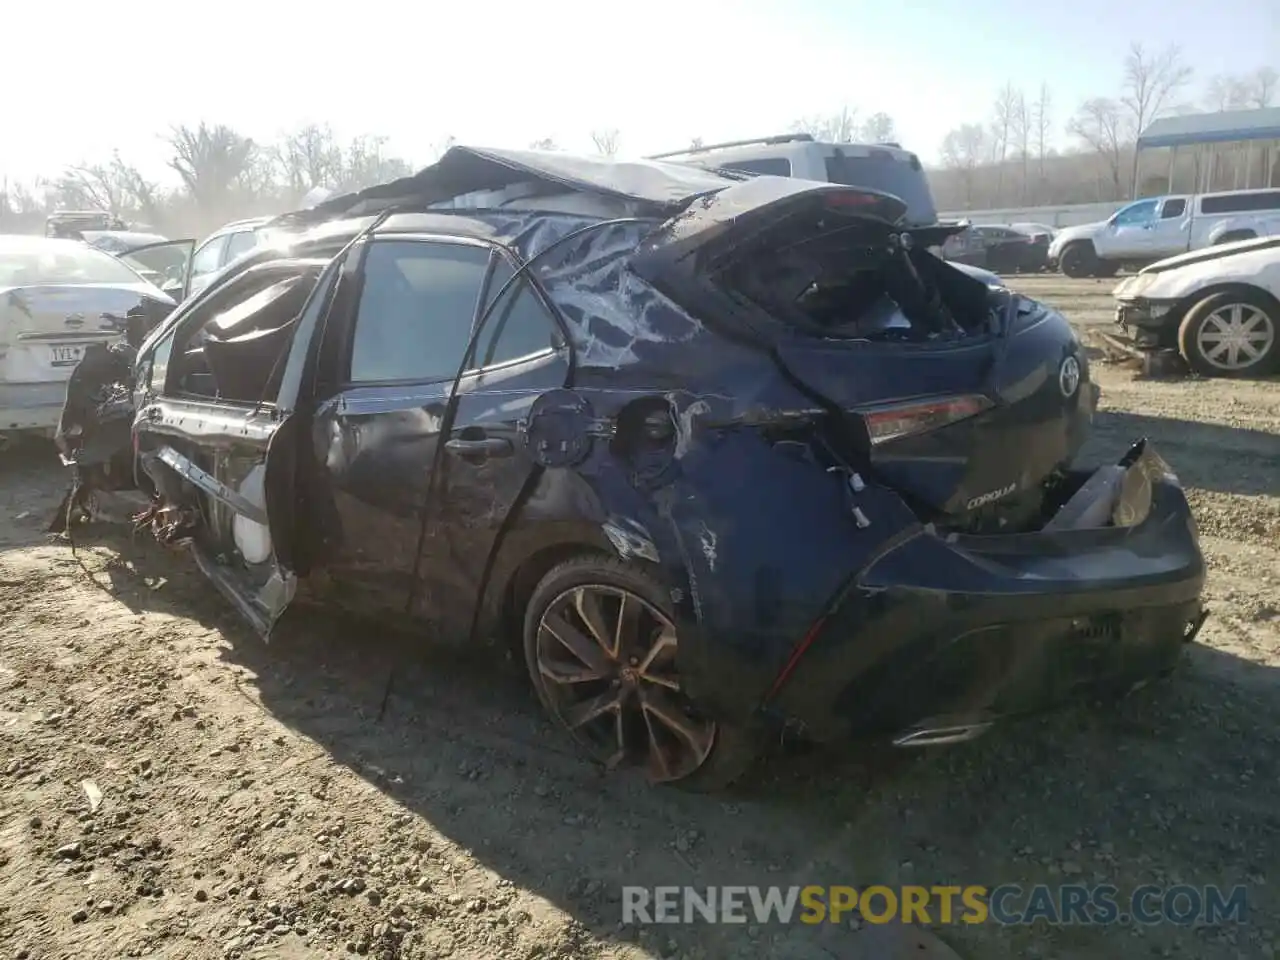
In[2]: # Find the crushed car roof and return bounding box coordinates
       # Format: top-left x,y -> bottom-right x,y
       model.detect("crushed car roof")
268,145 -> 748,229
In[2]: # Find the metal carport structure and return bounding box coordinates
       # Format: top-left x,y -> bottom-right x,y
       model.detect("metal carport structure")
1135,107 -> 1280,196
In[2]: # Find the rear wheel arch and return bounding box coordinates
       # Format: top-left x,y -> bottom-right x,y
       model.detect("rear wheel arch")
1059,241 -> 1097,278
496,538 -> 613,649
1213,229 -> 1256,245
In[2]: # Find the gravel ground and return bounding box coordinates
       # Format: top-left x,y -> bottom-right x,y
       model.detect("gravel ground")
1,276 -> 1278,960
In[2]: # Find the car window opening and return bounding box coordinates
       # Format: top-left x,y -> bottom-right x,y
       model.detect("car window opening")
170,267 -> 322,403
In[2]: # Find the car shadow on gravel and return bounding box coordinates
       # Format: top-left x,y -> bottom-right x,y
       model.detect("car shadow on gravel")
14,507 -> 1280,958
198,594 -> 1279,960
1085,410 -> 1280,498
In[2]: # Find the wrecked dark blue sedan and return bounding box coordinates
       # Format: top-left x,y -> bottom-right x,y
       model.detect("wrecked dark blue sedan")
54,146 -> 1207,790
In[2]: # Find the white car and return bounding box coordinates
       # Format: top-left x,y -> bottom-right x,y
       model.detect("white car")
0,235 -> 175,442
1111,236 -> 1280,377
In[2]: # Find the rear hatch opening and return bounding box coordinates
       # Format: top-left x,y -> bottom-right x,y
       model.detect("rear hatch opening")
708,192 -> 998,343
640,180 -> 1092,536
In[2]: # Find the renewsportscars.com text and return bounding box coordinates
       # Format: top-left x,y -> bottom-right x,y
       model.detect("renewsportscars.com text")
621,884 -> 1248,926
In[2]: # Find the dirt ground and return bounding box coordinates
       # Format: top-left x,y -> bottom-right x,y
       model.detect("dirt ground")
2,275 -> 1278,960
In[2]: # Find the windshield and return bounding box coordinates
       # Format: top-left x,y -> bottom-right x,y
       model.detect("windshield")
0,236 -> 149,287
823,152 -> 938,225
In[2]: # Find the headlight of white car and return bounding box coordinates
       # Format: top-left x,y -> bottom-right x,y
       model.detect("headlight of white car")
1114,273 -> 1154,299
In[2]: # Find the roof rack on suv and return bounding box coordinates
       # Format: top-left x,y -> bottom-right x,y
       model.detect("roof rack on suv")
646,133 -> 815,160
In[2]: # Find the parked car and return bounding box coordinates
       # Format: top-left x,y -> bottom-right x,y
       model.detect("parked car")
651,134 -> 1003,287
0,235 -> 174,444
940,225 -> 986,265
1010,222 -> 1057,243
942,224 -> 1047,274
1110,235 -> 1280,376
186,216 -> 276,297
648,133 -> 941,226
973,224 -> 1050,273
1049,189 -> 1280,278
54,147 -> 1206,790
45,209 -> 129,238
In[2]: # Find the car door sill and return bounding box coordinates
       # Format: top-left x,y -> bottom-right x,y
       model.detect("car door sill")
187,540 -> 295,640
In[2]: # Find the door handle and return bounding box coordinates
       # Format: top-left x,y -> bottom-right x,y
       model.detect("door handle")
445,436 -> 513,458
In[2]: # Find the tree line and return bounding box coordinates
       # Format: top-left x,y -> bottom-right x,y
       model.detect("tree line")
2,49 -> 1276,236
933,48 -> 1277,211
0,124 -> 628,238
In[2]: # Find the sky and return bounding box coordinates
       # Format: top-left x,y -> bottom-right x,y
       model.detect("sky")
2,0 -> 1276,186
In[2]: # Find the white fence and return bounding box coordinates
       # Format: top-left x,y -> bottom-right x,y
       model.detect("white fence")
938,201 -> 1122,228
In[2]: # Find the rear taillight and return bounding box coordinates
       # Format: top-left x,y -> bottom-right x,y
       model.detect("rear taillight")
858,395 -> 993,445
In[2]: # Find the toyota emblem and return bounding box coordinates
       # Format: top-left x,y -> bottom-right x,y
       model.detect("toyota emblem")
1059,355 -> 1081,398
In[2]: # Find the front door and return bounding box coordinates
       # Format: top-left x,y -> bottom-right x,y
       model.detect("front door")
302,236 -> 567,641
1141,197 -> 1191,257
1104,199 -> 1161,257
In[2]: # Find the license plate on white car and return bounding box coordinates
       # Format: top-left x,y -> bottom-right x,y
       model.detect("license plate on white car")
49,345 -> 84,367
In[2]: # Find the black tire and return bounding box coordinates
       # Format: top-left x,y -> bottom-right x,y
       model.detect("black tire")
1177,289 -> 1280,377
523,555 -> 758,791
1059,242 -> 1097,278
1214,231 -> 1255,246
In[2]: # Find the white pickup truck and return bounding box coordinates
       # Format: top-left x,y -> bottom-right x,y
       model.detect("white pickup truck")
1048,188 -> 1280,278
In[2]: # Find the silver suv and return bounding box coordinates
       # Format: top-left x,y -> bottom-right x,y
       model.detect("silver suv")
649,134 -> 939,226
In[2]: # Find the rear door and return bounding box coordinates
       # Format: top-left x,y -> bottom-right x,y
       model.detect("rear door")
299,235 -> 564,639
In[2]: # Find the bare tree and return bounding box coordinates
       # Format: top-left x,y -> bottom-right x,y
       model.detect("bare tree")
791,106 -> 859,143
1068,98 -> 1126,199
1,181 -> 45,216
1204,74 -> 1250,112
860,112 -> 897,143
939,124 -> 987,206
1032,83 -> 1053,186
689,137 -> 705,150
275,123 -> 342,195
1008,89 -> 1031,201
337,135 -> 414,192
989,82 -> 1022,203
529,137 -> 558,151
47,151 -> 161,219
166,123 -> 259,211
1120,43 -> 1193,196
1247,67 -> 1279,108
590,128 -> 621,157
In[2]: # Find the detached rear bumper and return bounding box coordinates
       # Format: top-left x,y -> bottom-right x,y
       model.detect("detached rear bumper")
765,441 -> 1206,742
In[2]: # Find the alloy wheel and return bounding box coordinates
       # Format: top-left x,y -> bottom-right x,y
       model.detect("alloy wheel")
1196,303 -> 1276,371
534,584 -> 716,783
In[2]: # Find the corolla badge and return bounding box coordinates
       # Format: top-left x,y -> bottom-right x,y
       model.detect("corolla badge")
1059,355 -> 1081,398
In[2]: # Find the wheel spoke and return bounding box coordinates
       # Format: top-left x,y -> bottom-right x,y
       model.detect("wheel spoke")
638,627 -> 681,690
613,592 -> 645,657
640,687 -> 714,755
1207,340 -> 1231,360
573,588 -> 617,658
564,688 -> 622,729
538,653 -> 605,684
542,611 -> 613,678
